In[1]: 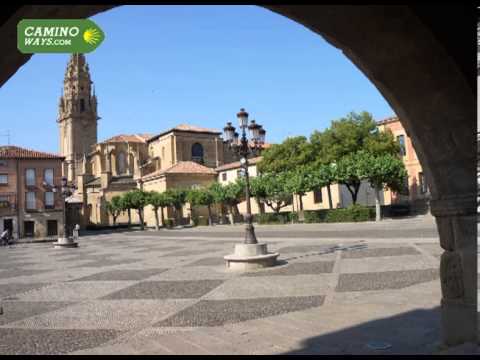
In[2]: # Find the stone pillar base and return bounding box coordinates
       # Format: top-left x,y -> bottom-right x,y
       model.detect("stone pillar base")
53,237 -> 78,248
224,243 -> 279,272
441,299 -> 478,346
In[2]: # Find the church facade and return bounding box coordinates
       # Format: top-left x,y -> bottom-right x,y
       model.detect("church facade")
58,54 -> 245,229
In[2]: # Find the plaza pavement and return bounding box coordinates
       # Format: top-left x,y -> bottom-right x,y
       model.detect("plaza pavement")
0,215 -> 477,354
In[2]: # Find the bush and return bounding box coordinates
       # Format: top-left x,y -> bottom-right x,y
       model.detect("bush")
196,216 -> 209,226
304,210 -> 327,223
164,219 -> 174,228
325,204 -> 374,223
255,213 -> 288,224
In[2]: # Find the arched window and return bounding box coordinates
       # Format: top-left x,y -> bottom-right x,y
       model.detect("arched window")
117,152 -> 126,174
191,143 -> 204,164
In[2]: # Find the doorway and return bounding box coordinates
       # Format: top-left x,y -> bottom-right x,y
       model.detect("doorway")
24,221 -> 34,237
47,220 -> 58,236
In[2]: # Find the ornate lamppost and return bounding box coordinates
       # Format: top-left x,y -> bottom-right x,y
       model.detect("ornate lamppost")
53,176 -> 79,248
223,108 -> 279,271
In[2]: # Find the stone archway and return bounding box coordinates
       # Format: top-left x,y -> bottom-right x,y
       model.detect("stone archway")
0,5 -> 475,347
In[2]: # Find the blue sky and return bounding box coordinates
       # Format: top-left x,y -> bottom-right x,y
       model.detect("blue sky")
0,5 -> 394,153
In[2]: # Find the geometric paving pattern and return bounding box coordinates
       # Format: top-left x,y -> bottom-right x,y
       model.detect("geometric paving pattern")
0,301 -> 72,326
0,328 -> 123,355
154,295 -> 326,327
243,261 -> 335,277
0,221 -> 442,355
341,246 -> 420,259
71,269 -> 168,281
336,269 -> 439,292
101,280 -> 225,300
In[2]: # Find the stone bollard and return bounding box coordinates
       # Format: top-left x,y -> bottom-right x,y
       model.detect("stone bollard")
73,224 -> 80,241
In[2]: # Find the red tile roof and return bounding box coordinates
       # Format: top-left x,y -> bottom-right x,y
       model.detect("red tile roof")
376,116 -> 399,125
148,124 -> 221,143
215,156 -> 263,172
103,134 -> 152,144
142,161 -> 217,181
0,146 -> 64,160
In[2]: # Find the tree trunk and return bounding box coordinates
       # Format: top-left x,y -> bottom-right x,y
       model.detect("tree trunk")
113,215 -> 117,227
374,186 -> 382,221
138,209 -> 144,230
160,207 -> 165,227
127,209 -> 131,227
207,204 -> 213,226
298,194 -> 305,222
154,208 -> 159,231
228,205 -> 235,225
327,184 -> 333,209
255,197 -> 265,215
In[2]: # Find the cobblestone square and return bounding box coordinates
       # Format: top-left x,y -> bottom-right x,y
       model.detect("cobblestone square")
0,217 -> 466,354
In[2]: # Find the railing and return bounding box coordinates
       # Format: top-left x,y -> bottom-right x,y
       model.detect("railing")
0,193 -> 17,215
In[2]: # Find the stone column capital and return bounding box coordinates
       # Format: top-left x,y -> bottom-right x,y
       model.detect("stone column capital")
430,193 -> 476,217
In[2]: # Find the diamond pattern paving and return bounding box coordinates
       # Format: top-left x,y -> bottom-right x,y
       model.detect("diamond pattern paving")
0,283 -> 49,299
243,261 -> 335,277
185,257 -> 226,267
336,269 -> 439,292
102,280 -> 225,300
154,295 -> 325,327
71,269 -> 168,281
341,246 -> 420,259
0,301 -> 72,326
0,328 -> 123,355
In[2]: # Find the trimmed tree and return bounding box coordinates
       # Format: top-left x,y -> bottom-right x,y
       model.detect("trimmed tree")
284,166 -> 313,217
186,187 -> 215,226
223,178 -> 246,223
209,182 -> 228,224
123,189 -> 149,230
362,152 -> 407,221
147,191 -> 171,230
255,173 -> 292,214
165,188 -> 188,226
105,195 -> 123,226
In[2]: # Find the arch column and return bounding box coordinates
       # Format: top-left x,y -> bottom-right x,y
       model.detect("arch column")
430,194 -> 478,346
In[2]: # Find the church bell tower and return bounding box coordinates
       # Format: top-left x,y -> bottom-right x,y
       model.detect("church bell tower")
58,53 -> 99,183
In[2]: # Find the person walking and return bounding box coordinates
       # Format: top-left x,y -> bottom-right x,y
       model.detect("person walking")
0,229 -> 10,246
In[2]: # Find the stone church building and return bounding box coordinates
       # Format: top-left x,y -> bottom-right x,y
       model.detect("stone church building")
59,54 -> 245,229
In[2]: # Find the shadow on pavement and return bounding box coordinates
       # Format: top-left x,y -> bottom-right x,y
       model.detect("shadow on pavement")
279,307 -> 442,355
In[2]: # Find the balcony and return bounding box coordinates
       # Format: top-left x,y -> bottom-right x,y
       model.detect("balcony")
0,193 -> 17,215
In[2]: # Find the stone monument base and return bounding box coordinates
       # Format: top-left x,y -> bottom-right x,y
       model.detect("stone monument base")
224,243 -> 279,271
53,237 -> 78,248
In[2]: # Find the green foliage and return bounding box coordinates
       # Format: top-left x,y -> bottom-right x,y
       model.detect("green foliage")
186,188 -> 215,207
105,195 -> 123,225
257,136 -> 314,174
304,210 -> 327,223
147,191 -> 171,210
251,173 -> 292,213
310,111 -> 399,165
164,219 -> 174,228
303,206 -> 374,223
255,212 -> 288,224
122,189 -> 149,211
324,205 -> 374,223
164,188 -> 188,211
284,166 -> 314,197
361,152 -> 407,192
223,178 -> 246,206
208,182 -> 228,206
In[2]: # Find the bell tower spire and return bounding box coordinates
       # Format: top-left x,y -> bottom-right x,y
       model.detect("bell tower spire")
58,53 -> 99,183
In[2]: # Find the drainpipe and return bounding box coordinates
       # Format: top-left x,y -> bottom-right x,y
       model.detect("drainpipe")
16,158 -> 20,239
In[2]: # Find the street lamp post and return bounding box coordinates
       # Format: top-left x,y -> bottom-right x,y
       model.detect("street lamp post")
53,176 -> 78,248
223,109 -> 265,244
223,108 -> 279,271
